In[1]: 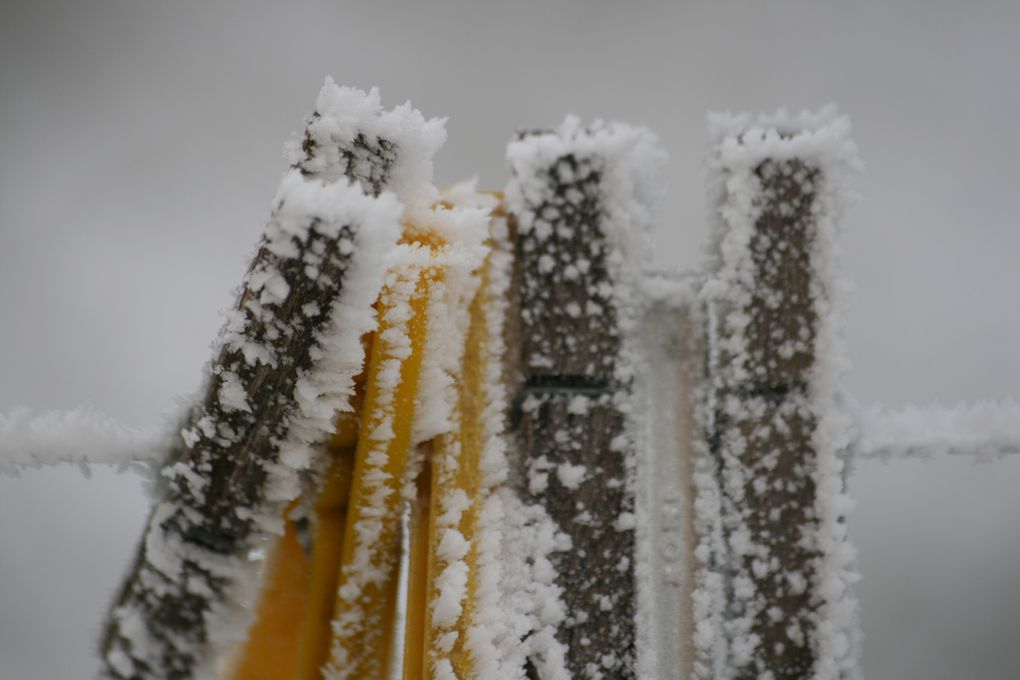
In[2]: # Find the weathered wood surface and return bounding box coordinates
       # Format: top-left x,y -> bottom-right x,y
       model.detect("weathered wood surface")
711,157 -> 825,679
100,104 -> 401,679
508,133 -> 637,678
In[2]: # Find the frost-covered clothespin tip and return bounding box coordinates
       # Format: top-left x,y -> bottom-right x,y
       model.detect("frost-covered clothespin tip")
286,77 -> 447,209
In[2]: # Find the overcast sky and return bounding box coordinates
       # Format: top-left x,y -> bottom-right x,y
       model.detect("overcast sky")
1,1 -> 1018,678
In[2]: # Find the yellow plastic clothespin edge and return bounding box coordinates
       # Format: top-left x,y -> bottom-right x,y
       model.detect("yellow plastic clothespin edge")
324,261 -> 437,678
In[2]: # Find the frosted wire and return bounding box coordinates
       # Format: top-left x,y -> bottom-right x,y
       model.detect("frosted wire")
855,399 -> 1020,461
0,407 -> 163,476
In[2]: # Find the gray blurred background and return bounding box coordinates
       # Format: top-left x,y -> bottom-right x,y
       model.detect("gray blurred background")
1,1 -> 1018,678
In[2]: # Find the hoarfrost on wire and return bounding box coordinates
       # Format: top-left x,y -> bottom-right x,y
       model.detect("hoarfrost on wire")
854,398 -> 1020,461
0,407 -> 164,476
